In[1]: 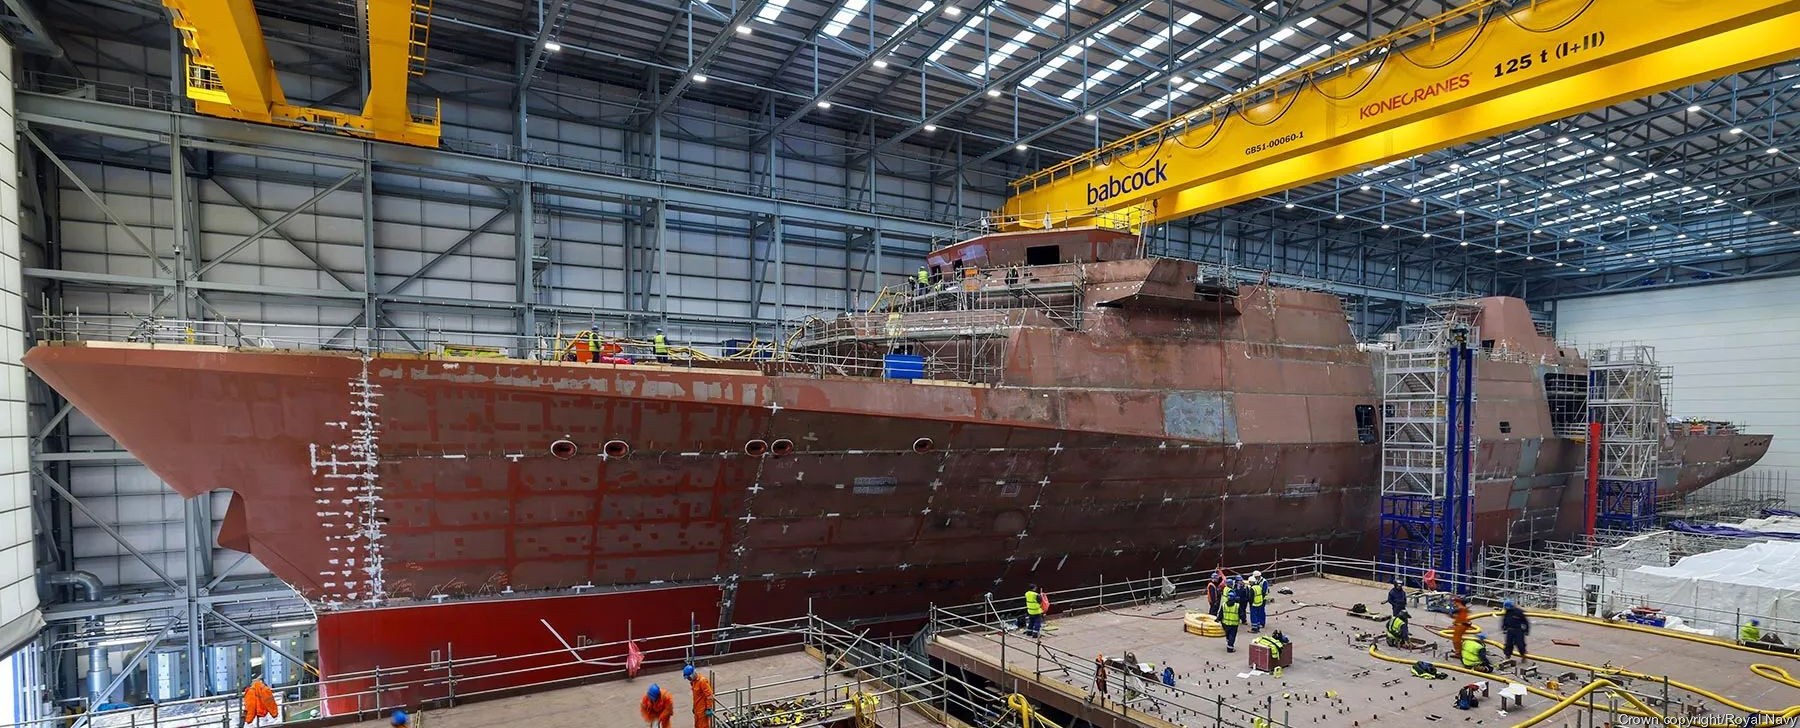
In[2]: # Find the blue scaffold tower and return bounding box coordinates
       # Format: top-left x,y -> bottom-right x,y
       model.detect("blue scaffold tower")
1588,345 -> 1668,532
1378,306 -> 1478,592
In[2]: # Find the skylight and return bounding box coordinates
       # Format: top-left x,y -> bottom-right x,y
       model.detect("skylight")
970,1 -> 1072,77
756,0 -> 791,24
1130,18 -> 1322,119
1022,10 -> 1144,89
1060,9 -> 1228,101
822,0 -> 871,37
926,5 -> 993,64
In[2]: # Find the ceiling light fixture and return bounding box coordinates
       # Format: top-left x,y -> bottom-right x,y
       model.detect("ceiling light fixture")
1770,147 -> 1783,154
692,73 -> 709,82
1687,104 -> 1700,112
1335,214 -> 1346,220
1422,233 -> 1432,238
1284,202 -> 1295,209
1083,112 -> 1098,122
1411,197 -> 1421,203
873,58 -> 889,68
737,24 -> 753,34
1381,223 -> 1391,229
945,5 -> 962,16
1579,267 -> 1587,271
1726,248 -> 1735,253
816,100 -> 831,108
544,41 -> 563,52
1526,256 -> 1535,261
923,123 -> 937,131
1015,143 -> 1029,151
1169,75 -> 1184,84
987,88 -> 1002,98
1731,127 -> 1744,134
1360,184 -> 1371,191
1460,241 -> 1469,246
1556,262 -> 1564,267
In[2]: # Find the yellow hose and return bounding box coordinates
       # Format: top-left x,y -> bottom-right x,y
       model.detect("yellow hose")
1361,644 -> 1657,718
1433,609 -> 1800,723
1505,678 -> 1666,728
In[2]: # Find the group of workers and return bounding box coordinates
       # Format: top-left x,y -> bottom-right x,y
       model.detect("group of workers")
1206,570 -> 1273,653
638,666 -> 715,728
559,329 -> 671,363
1383,581 -> 1532,674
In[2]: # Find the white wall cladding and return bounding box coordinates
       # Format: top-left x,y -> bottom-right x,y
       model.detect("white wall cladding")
1555,276 -> 1800,499
0,35 -> 45,656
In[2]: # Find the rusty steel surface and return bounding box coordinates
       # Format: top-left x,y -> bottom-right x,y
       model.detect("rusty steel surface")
22,229 -> 1769,692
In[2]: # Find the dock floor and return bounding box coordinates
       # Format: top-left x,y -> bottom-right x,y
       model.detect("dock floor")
355,649 -> 945,728
932,576 -> 1800,727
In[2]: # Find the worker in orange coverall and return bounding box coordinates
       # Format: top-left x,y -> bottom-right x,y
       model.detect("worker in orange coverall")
684,665 -> 714,728
240,677 -> 278,725
1449,597 -> 1473,649
640,684 -> 675,728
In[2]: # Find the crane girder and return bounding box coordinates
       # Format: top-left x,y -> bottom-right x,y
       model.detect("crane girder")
1000,0 -> 1800,230
162,0 -> 441,147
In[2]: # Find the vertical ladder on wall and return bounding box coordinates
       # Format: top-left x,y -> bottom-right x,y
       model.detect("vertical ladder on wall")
1378,304 -> 1478,591
1588,344 -> 1667,531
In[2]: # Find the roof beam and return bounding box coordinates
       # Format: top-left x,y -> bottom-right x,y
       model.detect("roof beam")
517,0 -> 577,92
756,3 -> 952,147
649,0 -> 766,119
862,0 -> 1166,162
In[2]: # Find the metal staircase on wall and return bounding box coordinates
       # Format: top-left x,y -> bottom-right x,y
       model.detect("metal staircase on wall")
1588,344 -> 1668,531
1378,303 -> 1478,590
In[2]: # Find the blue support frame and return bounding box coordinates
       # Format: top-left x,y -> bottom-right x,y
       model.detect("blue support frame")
1379,339 -> 1475,592
1596,478 -> 1659,531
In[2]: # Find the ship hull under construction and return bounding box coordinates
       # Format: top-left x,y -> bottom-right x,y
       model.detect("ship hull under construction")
23,231 -> 1768,713
24,339 -> 1766,712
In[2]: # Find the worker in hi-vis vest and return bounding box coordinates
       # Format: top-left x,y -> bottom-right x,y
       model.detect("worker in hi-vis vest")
1248,571 -> 1269,633
652,328 -> 670,362
1386,611 -> 1410,646
1022,584 -> 1048,638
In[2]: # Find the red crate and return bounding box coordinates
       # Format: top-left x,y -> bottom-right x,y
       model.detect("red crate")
1249,641 -> 1294,672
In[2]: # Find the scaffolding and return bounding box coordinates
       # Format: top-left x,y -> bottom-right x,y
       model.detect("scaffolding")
1588,344 -> 1668,531
1378,302 -> 1478,588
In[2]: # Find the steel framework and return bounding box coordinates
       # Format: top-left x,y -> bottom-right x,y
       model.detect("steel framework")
1378,303 -> 1477,588
1587,344 -> 1668,531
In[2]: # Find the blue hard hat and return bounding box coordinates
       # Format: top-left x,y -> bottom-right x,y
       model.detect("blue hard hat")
1504,600 -> 1515,609
391,710 -> 408,726
683,665 -> 696,680
648,684 -> 662,701
1752,619 -> 1761,626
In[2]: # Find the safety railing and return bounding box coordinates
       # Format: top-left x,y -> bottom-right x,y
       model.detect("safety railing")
13,614 -> 951,728
926,207 -> 1152,250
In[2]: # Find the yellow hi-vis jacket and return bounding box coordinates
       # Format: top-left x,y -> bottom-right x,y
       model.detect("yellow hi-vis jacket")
1460,638 -> 1486,668
1251,582 -> 1267,606
1024,590 -> 1044,616
1742,622 -> 1761,643
917,268 -> 930,284
652,333 -> 669,354
1387,616 -> 1408,639
1221,597 -> 1243,626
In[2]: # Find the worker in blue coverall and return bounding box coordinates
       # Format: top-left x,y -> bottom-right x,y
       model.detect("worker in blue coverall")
1248,571 -> 1269,633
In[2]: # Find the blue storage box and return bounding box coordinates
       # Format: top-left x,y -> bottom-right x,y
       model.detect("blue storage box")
883,354 -> 926,380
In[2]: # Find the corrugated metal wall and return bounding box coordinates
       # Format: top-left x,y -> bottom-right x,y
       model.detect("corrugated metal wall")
1554,277 -> 1800,500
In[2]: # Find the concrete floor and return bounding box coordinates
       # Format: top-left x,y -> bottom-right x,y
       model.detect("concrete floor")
357,649 -> 941,728
938,576 -> 1800,727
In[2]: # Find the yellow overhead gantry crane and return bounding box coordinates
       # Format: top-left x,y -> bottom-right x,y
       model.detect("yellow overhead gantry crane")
161,0 -> 441,147
1000,0 -> 1800,230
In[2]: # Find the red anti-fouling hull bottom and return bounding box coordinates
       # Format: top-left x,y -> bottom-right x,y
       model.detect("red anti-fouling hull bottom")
317,584 -> 723,716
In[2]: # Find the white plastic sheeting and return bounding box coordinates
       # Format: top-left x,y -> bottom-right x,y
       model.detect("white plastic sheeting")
1619,541 -> 1800,636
